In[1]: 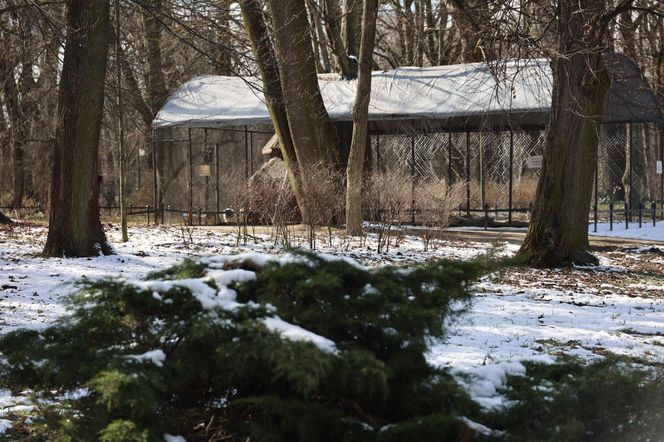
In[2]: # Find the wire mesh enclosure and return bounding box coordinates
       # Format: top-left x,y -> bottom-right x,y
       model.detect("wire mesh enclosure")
149,121 -> 663,226
597,123 -> 663,206
370,128 -> 546,220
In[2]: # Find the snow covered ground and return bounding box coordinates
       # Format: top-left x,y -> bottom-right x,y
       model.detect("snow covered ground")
590,220 -> 664,241
454,220 -> 664,242
0,223 -> 662,415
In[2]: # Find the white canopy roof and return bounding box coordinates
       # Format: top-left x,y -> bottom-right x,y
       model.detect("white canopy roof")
153,59 -> 552,129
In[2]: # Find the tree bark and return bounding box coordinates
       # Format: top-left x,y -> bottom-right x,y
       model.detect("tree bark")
0,56 -> 28,209
342,0 -> 361,58
141,0 -> 173,207
346,0 -> 379,235
239,0 -> 305,213
266,0 -> 341,173
519,0 -> 610,267
43,0 -> 112,257
322,0 -> 358,79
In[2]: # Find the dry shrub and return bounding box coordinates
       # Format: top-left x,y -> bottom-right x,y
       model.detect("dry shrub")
466,176 -> 538,213
414,180 -> 464,251
219,171 -> 252,245
512,175 -> 539,208
299,164 -> 345,250
247,159 -> 298,247
363,170 -> 412,253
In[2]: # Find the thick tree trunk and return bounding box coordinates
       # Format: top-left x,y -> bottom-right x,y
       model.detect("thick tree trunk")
43,0 -> 112,257
239,0 -> 305,213
346,0 -> 378,235
519,0 -> 609,267
266,0 -> 341,174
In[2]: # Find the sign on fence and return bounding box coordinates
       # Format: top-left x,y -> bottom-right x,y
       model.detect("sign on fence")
657,160 -> 662,175
526,155 -> 543,169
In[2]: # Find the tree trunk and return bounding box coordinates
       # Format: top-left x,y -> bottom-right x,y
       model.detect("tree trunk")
266,0 -> 341,173
0,56 -> 27,209
239,0 -> 305,214
322,0 -> 358,79
141,0 -> 172,207
346,0 -> 379,235
448,0 -> 487,63
519,0 -> 609,267
342,0 -> 361,58
311,0 -> 332,73
43,0 -> 112,257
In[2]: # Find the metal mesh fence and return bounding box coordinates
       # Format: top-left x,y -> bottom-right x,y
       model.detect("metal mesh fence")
370,128 -> 546,217
597,123 -> 662,208
370,123 -> 662,221
151,122 -> 662,225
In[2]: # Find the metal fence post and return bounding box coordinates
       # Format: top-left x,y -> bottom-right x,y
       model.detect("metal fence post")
638,202 -> 642,228
188,128 -> 193,213
465,131 -> 470,216
447,132 -> 452,185
484,203 -> 489,231
508,128 -> 514,225
593,204 -> 597,233
151,129 -> 158,223
244,125 -> 249,179
652,202 -> 656,227
625,203 -> 629,230
146,205 -> 150,226
411,135 -> 416,225
609,202 -> 613,231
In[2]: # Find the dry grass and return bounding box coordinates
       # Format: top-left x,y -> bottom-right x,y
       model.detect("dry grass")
414,181 -> 464,251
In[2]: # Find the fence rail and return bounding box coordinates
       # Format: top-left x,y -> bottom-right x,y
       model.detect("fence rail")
3,201 -> 663,233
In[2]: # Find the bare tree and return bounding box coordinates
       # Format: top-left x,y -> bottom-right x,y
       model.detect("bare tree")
44,0 -> 112,257
239,0 -> 304,211
346,0 -> 379,235
265,0 -> 341,213
519,0 -> 621,266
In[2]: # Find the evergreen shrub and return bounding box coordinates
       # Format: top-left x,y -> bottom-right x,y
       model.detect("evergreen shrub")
0,251 -> 489,441
488,357 -> 664,442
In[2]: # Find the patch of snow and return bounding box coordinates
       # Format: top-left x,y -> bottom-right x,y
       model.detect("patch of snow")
0,419 -> 11,434
262,316 -> 337,354
316,253 -> 367,270
589,220 -> 664,242
1,225 -> 663,413
208,269 -> 256,287
57,388 -> 91,401
125,349 -> 166,367
164,435 -> 186,442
